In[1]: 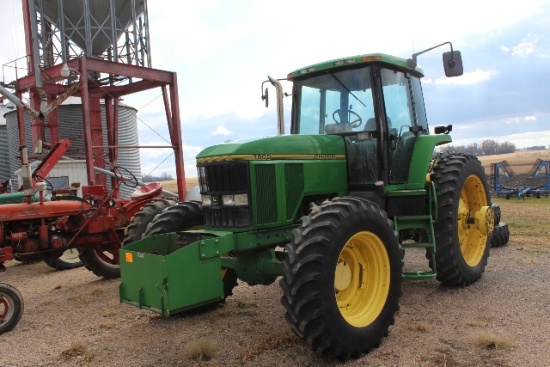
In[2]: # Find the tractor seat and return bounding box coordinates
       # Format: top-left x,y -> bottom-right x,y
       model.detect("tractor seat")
131,182 -> 163,201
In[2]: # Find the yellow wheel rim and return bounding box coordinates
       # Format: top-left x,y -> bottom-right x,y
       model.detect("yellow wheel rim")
335,231 -> 390,327
457,175 -> 492,266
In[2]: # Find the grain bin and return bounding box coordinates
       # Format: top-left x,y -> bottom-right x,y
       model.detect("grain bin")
4,98 -> 141,198
0,103 -> 14,188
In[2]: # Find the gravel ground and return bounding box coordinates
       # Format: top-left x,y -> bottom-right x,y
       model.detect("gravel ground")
0,240 -> 549,367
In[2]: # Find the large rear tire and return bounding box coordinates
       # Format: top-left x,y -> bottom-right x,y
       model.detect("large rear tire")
0,283 -> 24,335
44,249 -> 84,271
144,201 -> 238,300
430,154 -> 493,286
280,197 -> 402,360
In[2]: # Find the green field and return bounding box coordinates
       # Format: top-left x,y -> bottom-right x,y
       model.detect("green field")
493,197 -> 550,247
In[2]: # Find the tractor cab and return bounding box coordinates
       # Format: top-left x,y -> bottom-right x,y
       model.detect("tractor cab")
288,55 -> 429,192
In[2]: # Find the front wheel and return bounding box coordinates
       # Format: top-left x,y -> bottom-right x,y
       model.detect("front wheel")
430,154 -> 493,286
280,197 -> 402,360
0,283 -> 24,334
122,198 -> 177,247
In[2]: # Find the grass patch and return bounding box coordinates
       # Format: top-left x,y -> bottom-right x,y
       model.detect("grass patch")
408,321 -> 432,332
492,197 -> 550,246
99,322 -> 118,330
472,331 -> 512,350
466,315 -> 493,327
61,342 -> 94,362
184,338 -> 217,362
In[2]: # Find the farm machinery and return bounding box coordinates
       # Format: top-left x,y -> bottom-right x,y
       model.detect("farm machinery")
529,159 -> 550,197
120,42 -> 506,359
493,159 -> 550,199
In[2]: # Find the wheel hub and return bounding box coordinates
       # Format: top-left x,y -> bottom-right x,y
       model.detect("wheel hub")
335,260 -> 352,291
0,296 -> 11,321
335,232 -> 390,327
475,206 -> 494,236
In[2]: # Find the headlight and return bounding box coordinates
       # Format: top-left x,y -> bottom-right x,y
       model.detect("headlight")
221,194 -> 248,206
201,195 -> 212,207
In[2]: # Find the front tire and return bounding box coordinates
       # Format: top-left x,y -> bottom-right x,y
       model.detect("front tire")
431,154 -> 493,286
0,283 -> 24,334
122,199 -> 177,247
280,197 -> 402,360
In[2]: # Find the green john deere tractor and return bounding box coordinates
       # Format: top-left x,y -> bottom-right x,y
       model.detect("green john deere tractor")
119,42 -> 498,359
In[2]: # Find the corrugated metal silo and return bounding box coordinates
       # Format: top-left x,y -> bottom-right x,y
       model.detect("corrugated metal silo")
4,99 -> 141,198
0,103 -> 13,187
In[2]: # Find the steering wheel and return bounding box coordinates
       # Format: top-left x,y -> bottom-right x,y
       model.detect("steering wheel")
332,109 -> 363,128
112,166 -> 139,188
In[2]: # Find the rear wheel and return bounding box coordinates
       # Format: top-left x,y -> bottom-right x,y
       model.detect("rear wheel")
0,283 -> 24,334
430,154 -> 493,286
280,197 -> 402,360
79,199 -> 177,279
144,201 -> 238,300
122,199 -> 177,247
491,222 -> 510,248
78,247 -> 120,279
44,249 -> 83,270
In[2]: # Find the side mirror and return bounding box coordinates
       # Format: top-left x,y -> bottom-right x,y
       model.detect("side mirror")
434,124 -> 453,134
443,51 -> 463,77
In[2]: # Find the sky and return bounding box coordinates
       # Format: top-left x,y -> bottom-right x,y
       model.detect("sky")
1,0 -> 550,178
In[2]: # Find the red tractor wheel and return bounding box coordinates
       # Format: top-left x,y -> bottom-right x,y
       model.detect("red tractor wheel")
0,283 -> 24,334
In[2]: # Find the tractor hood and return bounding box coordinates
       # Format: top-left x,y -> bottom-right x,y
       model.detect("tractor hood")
196,135 -> 346,163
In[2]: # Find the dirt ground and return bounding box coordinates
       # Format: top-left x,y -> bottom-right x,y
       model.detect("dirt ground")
1,233 -> 549,367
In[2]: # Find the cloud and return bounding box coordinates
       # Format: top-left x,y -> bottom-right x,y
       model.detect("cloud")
525,116 -> 537,121
424,69 -> 498,85
211,126 -> 232,135
512,34 -> 539,57
501,33 -> 550,58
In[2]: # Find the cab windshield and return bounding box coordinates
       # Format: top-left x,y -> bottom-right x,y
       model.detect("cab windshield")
292,67 -> 375,135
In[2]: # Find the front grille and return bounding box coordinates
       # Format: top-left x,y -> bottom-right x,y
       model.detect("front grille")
198,162 -> 249,193
198,161 -> 252,228
285,163 -> 304,220
255,164 -> 277,224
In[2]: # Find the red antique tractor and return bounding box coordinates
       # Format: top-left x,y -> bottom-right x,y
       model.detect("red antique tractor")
0,63 -> 186,335
0,136 -> 180,334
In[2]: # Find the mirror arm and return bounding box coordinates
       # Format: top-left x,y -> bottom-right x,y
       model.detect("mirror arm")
407,41 -> 454,69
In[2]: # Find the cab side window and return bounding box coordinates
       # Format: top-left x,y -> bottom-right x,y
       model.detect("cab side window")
381,69 -> 416,184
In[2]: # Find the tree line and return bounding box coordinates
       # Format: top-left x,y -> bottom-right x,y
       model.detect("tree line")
142,172 -> 174,182
440,139 -> 516,156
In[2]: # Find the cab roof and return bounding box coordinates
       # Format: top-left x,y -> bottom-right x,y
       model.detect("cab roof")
287,53 -> 424,80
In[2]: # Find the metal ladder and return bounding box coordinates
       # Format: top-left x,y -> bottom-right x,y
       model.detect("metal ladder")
394,215 -> 437,280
